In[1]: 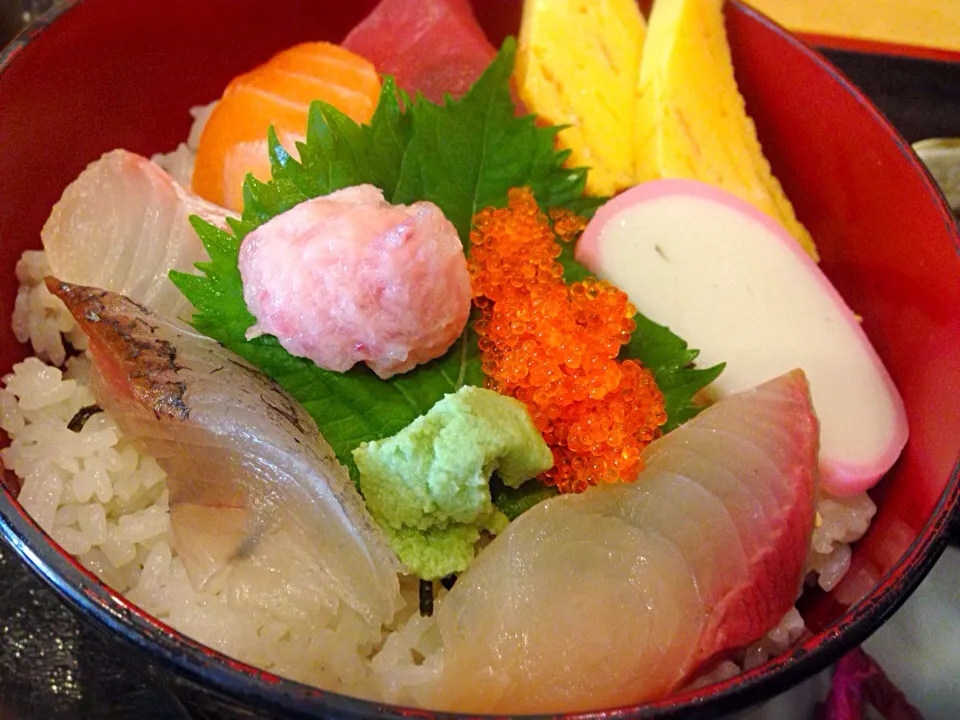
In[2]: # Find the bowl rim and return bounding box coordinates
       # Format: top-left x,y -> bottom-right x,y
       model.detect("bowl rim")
0,0 -> 79,74
1,1 -> 959,718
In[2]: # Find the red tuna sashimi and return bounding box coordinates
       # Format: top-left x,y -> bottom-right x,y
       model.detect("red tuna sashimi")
342,0 -> 496,103
424,370 -> 819,713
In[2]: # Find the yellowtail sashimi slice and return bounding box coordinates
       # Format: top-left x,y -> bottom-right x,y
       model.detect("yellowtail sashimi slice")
425,370 -> 818,713
47,278 -> 402,626
41,149 -> 233,322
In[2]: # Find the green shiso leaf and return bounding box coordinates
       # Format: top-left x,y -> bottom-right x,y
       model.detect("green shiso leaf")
389,37 -> 589,241
623,314 -> 725,433
171,36 -> 722,504
172,40 -> 591,482
490,476 -> 559,521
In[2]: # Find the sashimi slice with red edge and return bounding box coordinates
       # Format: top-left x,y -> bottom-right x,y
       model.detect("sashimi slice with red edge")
424,370 -> 820,713
342,0 -> 497,103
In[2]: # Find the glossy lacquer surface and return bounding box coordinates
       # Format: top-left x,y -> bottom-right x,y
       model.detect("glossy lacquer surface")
0,1 -> 958,718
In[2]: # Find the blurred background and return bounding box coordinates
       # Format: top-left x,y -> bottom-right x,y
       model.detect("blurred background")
751,0 -> 960,54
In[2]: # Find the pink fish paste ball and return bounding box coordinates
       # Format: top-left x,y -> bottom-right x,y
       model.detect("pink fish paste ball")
238,184 -> 472,379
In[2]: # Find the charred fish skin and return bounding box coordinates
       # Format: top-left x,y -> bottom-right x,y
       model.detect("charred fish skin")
47,281 -> 190,420
46,277 -> 401,625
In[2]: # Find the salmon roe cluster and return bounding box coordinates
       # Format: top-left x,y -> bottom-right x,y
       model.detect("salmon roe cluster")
469,188 -> 667,493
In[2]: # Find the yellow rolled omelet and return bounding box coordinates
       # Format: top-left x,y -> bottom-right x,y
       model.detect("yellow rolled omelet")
514,0 -> 647,196
635,0 -> 819,260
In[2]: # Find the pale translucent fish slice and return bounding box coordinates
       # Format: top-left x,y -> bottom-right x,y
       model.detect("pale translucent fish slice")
425,370 -> 819,714
643,443 -> 773,549
680,425 -> 794,507
169,504 -> 249,589
590,474 -> 748,604
41,149 -> 234,322
47,278 -> 401,626
434,499 -> 701,713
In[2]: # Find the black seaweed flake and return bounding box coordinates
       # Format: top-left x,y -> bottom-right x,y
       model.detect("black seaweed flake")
419,579 -> 434,617
67,404 -> 103,432
440,574 -> 457,591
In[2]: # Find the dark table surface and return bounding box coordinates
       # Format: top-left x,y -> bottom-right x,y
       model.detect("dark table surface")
1,18 -> 959,720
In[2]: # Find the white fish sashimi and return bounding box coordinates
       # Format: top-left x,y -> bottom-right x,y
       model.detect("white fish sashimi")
426,370 -> 819,713
47,278 -> 402,626
42,149 -> 233,321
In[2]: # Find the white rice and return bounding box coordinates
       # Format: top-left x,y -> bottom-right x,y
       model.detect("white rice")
2,258 -> 876,704
151,101 -> 216,188
807,492 -> 876,592
0,360 -> 435,700
12,251 -> 88,367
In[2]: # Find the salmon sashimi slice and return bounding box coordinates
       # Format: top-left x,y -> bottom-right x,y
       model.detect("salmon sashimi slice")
265,44 -> 381,104
226,67 -> 377,116
424,370 -> 819,713
41,150 -> 232,323
192,41 -> 381,212
46,279 -> 402,626
342,0 -> 497,104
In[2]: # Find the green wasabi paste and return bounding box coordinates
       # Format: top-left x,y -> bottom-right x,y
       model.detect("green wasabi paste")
354,386 -> 552,579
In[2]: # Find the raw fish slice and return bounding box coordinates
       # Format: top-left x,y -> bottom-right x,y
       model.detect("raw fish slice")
342,0 -> 497,104
169,505 -> 248,587
648,372 -> 819,668
594,474 -> 748,604
685,418 -> 807,514
41,150 -> 231,322
703,407 -> 809,479
229,67 -> 374,112
426,370 -> 818,713
680,425 -> 794,507
192,42 -> 380,211
269,44 -> 383,100
46,279 -> 402,626
436,502 -> 702,711
657,433 -> 782,520
644,443 -> 772,548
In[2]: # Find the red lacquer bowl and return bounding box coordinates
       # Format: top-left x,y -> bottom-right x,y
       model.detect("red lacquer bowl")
1,1 -> 958,718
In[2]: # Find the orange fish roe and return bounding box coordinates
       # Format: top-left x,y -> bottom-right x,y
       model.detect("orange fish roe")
469,188 -> 667,493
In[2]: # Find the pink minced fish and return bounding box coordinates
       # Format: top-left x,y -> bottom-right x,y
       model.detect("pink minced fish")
42,149 -> 233,321
46,278 -> 401,624
239,184 -> 472,379
425,370 -> 819,713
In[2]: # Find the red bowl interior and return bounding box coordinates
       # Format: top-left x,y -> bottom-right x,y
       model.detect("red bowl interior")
1,0 -> 959,716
